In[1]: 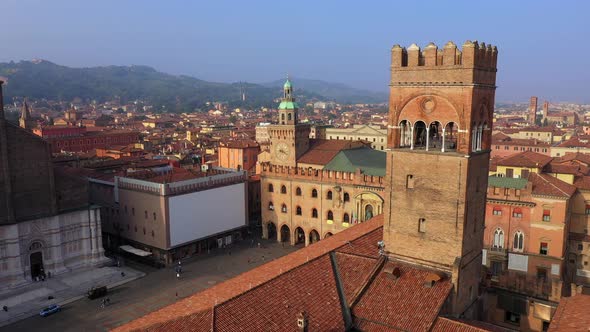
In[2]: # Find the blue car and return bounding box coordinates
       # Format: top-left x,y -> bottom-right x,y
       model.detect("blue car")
39,304 -> 61,317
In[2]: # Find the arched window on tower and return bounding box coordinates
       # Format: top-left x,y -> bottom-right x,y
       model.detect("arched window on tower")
295,187 -> 302,196
281,185 -> 287,194
312,189 -> 318,198
327,190 -> 333,200
281,204 -> 287,213
281,113 -> 285,124
296,206 -> 302,215
268,202 -> 274,211
343,213 -> 350,223
268,184 -> 274,192
327,210 -> 334,220
288,113 -> 292,121
343,192 -> 350,202
312,208 -> 318,218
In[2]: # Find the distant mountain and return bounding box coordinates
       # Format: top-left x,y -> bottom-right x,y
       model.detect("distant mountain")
262,77 -> 388,104
0,60 -> 323,112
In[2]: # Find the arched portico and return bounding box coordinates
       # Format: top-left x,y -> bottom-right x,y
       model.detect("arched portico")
280,225 -> 291,243
309,230 -> 320,244
354,192 -> 384,222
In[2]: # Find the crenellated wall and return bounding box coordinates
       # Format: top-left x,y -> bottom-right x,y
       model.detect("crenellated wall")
260,162 -> 384,187
390,41 -> 498,87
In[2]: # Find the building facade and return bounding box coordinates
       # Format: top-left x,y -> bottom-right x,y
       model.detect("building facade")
483,175 -> 574,331
260,79 -> 386,246
91,167 -> 248,265
323,124 -> 387,151
383,40 -> 498,317
0,82 -> 107,289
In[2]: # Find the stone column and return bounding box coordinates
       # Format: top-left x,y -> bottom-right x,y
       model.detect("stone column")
442,128 -> 446,152
425,127 -> 430,151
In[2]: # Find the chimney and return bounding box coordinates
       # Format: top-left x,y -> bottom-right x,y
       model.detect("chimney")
297,312 -> 308,332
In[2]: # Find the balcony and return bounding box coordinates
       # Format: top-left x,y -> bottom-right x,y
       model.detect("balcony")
489,270 -> 554,300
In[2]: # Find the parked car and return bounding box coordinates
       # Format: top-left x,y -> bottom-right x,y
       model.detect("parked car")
87,286 -> 107,299
39,304 -> 61,317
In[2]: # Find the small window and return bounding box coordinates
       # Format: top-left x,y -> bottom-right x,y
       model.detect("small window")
144,210 -> 148,219
281,204 -> 287,213
132,208 -> 135,216
512,207 -> 522,218
312,189 -> 318,198
281,185 -> 287,194
537,267 -> 547,281
543,209 -> 551,222
296,206 -> 302,215
493,206 -> 502,216
579,244 -> 584,251
153,212 -> 156,220
152,230 -> 155,237
406,174 -> 414,189
343,192 -> 350,202
540,242 -> 548,255
296,187 -> 302,196
268,184 -> 274,192
493,187 -> 500,195
491,261 -> 503,276
418,218 -> 426,233
327,190 -> 333,200
312,208 -> 318,218
505,311 -> 521,325
585,204 -> 590,215
268,202 -> 274,211
493,228 -> 504,249
327,210 -> 333,220
343,213 -> 350,223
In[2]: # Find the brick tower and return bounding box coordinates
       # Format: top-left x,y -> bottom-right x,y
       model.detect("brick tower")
529,96 -> 538,125
382,41 -> 498,317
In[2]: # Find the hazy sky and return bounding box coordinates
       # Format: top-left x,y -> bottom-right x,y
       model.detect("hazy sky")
1,0 -> 589,103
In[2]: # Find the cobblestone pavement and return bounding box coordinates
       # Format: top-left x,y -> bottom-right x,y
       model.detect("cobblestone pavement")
1,238 -> 299,332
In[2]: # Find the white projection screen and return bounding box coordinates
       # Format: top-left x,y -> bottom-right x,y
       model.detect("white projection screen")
168,183 -> 246,246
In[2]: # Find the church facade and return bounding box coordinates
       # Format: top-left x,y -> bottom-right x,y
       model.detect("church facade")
0,82 -> 107,289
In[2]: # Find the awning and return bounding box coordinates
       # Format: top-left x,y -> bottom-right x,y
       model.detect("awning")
119,245 -> 152,257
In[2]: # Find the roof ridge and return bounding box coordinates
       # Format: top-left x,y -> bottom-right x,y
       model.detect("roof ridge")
537,173 -> 570,196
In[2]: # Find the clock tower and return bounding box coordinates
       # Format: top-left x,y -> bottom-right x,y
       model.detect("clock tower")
268,78 -> 310,167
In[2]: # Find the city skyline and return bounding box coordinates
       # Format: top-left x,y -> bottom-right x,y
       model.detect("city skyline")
1,0 -> 589,103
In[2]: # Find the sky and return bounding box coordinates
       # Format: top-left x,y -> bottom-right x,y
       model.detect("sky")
1,0 -> 589,103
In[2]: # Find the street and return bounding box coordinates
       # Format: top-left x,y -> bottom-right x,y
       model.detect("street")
1,238 -> 298,332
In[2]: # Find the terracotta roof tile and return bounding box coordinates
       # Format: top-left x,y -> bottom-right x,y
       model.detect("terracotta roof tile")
497,151 -> 553,168
548,294 -> 590,332
530,173 -> 576,197
431,317 -> 513,332
214,255 -> 345,331
573,176 -> 590,190
334,252 -> 379,304
297,139 -> 368,166
351,262 -> 453,332
113,216 -> 384,332
336,227 -> 382,259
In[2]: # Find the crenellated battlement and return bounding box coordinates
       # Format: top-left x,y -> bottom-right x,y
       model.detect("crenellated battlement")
390,40 -> 498,87
260,162 -> 385,188
391,40 -> 497,70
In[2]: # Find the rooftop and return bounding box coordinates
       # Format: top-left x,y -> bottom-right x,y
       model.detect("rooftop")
548,294 -> 590,332
324,147 -> 386,176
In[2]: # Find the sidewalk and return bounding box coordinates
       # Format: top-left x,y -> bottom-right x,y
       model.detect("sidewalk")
0,265 -> 144,328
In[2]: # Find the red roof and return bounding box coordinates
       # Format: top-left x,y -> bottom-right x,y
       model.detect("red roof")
548,294 -> 590,332
297,139 -> 368,165
497,151 -> 553,168
530,173 -> 577,197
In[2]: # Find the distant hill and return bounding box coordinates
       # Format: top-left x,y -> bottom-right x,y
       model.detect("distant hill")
262,77 -> 388,104
0,60 -> 322,112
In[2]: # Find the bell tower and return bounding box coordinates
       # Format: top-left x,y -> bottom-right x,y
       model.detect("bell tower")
268,78 -> 310,167
382,41 -> 498,317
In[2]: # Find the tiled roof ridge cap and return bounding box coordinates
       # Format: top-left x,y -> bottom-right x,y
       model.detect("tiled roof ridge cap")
536,173 -> 571,197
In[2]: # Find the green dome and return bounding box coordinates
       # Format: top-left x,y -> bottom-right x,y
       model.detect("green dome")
279,101 -> 298,110
283,79 -> 292,89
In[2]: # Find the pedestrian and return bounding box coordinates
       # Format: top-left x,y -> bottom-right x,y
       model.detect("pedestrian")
175,292 -> 178,297
228,250 -> 231,256
121,271 -> 125,277
257,242 -> 261,248
2,305 -> 7,312
107,298 -> 110,305
250,239 -> 254,247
